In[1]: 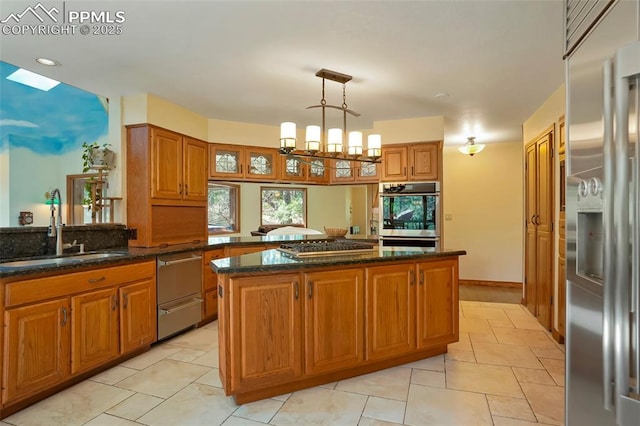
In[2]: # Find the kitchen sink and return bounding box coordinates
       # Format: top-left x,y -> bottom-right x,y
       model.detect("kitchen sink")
0,252 -> 127,268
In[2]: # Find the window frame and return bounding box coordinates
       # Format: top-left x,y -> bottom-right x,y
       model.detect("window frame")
260,186 -> 308,227
207,182 -> 240,235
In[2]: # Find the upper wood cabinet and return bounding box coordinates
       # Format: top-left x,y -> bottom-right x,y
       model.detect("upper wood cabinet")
355,162 -> 380,182
280,156 -> 330,184
127,124 -> 208,247
381,142 -> 441,182
149,127 -> 208,202
209,144 -> 279,181
330,159 -> 356,184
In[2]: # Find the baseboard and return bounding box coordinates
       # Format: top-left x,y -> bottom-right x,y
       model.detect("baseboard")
552,327 -> 565,344
459,279 -> 522,289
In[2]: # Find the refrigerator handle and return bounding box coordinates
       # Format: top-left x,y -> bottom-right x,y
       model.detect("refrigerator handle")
613,41 -> 640,424
602,57 -> 616,412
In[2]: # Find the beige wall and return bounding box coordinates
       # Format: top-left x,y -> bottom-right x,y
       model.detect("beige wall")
523,85 -> 565,144
208,119 -> 278,147
373,116 -> 444,144
522,83 -> 566,331
442,142 -> 523,282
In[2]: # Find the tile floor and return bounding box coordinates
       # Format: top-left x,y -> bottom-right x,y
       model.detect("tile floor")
2,301 -> 565,426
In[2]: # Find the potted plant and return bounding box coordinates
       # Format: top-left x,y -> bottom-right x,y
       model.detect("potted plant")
81,142 -> 115,213
82,141 -> 115,171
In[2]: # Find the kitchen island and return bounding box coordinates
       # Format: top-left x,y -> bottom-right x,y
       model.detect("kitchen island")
211,243 -> 466,404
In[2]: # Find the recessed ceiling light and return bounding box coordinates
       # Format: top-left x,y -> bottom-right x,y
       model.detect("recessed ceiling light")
6,68 -> 60,91
36,58 -> 59,66
434,92 -> 450,99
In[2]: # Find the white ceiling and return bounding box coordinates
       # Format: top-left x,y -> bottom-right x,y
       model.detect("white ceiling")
0,0 -> 565,147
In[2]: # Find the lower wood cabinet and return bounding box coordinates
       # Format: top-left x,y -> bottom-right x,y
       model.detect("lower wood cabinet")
303,269 -> 364,375
417,259 -> 459,348
218,256 -> 459,403
3,298 -> 70,404
228,274 -> 302,391
202,249 -> 224,321
2,260 -> 156,408
366,264 -> 415,360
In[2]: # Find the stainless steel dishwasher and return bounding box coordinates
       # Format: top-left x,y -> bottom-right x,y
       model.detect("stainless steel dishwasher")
157,251 -> 203,340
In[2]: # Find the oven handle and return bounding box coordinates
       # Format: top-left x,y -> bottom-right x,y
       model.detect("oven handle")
158,255 -> 202,267
159,298 -> 203,316
381,192 -> 440,197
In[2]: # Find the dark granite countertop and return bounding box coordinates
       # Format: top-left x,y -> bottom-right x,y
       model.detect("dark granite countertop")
0,234 -> 379,279
212,246 -> 467,275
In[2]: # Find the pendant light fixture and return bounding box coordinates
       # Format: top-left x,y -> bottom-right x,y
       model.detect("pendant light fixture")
279,69 -> 381,164
458,136 -> 485,156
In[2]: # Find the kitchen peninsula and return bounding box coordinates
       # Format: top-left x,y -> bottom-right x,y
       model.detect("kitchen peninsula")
211,243 -> 466,404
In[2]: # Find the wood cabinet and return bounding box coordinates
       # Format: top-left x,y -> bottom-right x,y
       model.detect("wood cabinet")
71,288 -> 119,374
217,256 -> 459,404
119,279 -> 156,354
228,274 -> 302,391
303,269 -> 364,375
3,298 -> 70,404
366,264 -> 415,360
330,159 -> 356,183
127,124 -> 208,247
381,142 -> 441,182
2,261 -> 156,407
417,259 -> 458,348
356,162 -> 380,182
209,144 -> 279,181
525,128 -> 554,330
280,157 -> 330,184
202,249 -> 224,321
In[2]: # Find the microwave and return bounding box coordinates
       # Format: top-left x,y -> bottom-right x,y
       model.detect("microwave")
378,182 -> 440,238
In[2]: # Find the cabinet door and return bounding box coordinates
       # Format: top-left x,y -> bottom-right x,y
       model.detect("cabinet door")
183,137 -> 208,201
71,288 -> 119,375
3,299 -> 70,404
203,249 -> 224,320
409,144 -> 439,181
307,158 -> 330,184
151,127 -> 183,200
304,269 -> 364,375
366,264 -> 415,361
356,162 -> 380,182
245,148 -> 279,181
281,156 -> 307,181
229,274 -> 302,391
417,259 -> 458,348
209,144 -> 244,179
331,159 -> 356,183
381,146 -> 408,181
120,279 -> 157,354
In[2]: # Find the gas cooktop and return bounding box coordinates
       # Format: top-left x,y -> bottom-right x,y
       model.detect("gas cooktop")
277,241 -> 375,257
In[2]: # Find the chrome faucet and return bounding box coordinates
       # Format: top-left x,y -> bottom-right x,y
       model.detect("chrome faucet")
47,188 -> 64,255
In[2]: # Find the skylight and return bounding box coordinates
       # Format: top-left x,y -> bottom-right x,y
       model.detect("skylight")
6,68 -> 60,91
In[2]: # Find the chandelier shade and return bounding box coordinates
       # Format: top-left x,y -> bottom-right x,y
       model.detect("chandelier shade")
279,68 -> 381,164
458,136 -> 485,156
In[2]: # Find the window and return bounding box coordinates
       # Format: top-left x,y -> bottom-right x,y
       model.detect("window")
208,183 -> 239,234
261,187 -> 307,226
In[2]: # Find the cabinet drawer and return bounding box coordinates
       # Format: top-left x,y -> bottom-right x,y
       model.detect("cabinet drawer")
5,260 -> 156,308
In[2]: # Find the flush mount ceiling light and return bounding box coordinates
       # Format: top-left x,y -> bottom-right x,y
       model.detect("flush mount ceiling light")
458,136 -> 485,156
279,68 -> 382,164
36,57 -> 60,66
6,68 -> 60,91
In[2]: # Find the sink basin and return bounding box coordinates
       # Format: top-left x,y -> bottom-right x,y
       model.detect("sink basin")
0,252 -> 127,268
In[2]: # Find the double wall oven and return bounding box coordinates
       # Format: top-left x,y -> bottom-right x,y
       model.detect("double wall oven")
379,181 -> 440,248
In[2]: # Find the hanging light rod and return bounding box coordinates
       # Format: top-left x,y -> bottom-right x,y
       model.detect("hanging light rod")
279,68 -> 382,164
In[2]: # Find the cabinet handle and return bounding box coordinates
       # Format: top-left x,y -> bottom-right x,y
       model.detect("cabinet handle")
308,281 -> 313,299
294,281 -> 299,300
123,293 -> 128,309
61,307 -> 68,326
411,166 -> 414,176
404,166 -> 407,176
88,276 -> 106,284
410,270 -> 415,286
179,183 -> 183,195
112,295 -> 118,311
240,164 -> 243,175
420,270 -> 425,285
184,184 -> 188,195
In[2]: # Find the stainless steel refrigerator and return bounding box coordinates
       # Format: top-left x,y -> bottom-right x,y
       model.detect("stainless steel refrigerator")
565,0 -> 640,425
